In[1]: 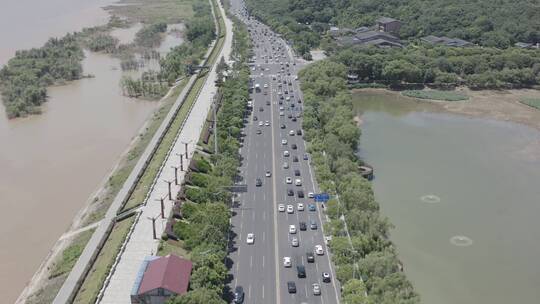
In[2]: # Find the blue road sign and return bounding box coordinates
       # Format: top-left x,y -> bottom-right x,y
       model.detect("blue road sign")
314,193 -> 330,202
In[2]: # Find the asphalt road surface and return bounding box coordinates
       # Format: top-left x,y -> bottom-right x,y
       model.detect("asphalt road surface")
228,1 -> 340,303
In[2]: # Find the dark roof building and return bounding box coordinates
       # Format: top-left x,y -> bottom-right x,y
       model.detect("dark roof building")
131,254 -> 193,304
376,17 -> 402,33
421,35 -> 472,47
336,30 -> 403,48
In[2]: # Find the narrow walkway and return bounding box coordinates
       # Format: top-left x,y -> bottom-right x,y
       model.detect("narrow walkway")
59,221 -> 102,241
98,2 -> 234,303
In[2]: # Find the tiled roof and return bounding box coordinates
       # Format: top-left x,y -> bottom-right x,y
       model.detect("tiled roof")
137,254 -> 193,296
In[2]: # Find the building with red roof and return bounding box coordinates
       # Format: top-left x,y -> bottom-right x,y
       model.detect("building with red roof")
130,254 -> 193,304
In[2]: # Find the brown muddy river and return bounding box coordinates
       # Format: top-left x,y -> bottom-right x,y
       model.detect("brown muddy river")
354,91 -> 540,304
0,1 -> 182,302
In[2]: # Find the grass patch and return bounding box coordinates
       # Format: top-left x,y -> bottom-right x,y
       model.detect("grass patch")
402,89 -> 469,101
73,216 -> 135,304
104,0 -> 196,24
157,239 -> 190,258
49,229 -> 96,279
520,97 -> 540,110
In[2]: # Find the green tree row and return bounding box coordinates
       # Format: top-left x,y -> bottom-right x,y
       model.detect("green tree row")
333,45 -> 540,89
299,59 -> 420,303
167,15 -> 252,304
0,35 -> 84,118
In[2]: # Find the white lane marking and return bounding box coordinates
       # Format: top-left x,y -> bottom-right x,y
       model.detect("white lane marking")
262,284 -> 265,299
250,255 -> 253,268
248,284 -> 252,299
262,255 -> 265,268
252,209 -> 255,221
263,211 -> 266,221
305,285 -> 308,297
270,77 -> 282,304
263,231 -> 266,241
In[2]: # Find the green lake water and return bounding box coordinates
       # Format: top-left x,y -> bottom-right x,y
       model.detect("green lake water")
353,91 -> 540,304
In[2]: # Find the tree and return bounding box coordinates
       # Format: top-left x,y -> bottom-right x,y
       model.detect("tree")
167,288 -> 226,304
342,279 -> 369,304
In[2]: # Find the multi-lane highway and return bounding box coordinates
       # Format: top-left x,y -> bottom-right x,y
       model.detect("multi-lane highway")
228,0 -> 340,303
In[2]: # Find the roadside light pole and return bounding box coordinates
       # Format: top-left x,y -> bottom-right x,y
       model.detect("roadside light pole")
171,165 -> 179,185
164,179 -> 173,200
147,215 -> 158,239
176,153 -> 184,171
155,197 -> 166,219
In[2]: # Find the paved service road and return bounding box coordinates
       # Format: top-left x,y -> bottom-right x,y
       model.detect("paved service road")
228,1 -> 341,303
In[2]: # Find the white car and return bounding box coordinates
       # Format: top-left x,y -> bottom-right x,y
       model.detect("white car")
295,179 -> 302,186
265,171 -> 271,177
278,204 -> 285,212
246,233 -> 255,244
264,84 -> 268,88
265,121 -> 270,126
315,245 -> 324,255
283,150 -> 290,157
286,177 -> 292,184
258,121 -> 263,126
283,256 -> 291,267
283,162 -> 289,169
289,225 -> 297,234
280,111 -> 284,116
279,106 -> 284,111
291,237 -> 299,247
289,130 -> 295,136
308,192 -> 314,198
287,205 -> 294,214
281,139 -> 288,145
312,283 -> 321,295
297,203 -> 304,211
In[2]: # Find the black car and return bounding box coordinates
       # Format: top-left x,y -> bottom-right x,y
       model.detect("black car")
266,100 -> 270,105
294,169 -> 301,176
298,99 -> 302,103
303,153 -> 309,160
297,265 -> 306,278
297,190 -> 304,198
299,221 -> 307,231
259,107 -> 264,112
292,117 -> 297,122
256,129 -> 262,135
234,286 -> 244,303
291,144 -> 297,150
287,281 -> 297,293
293,156 -> 298,162
256,178 -> 262,187
306,252 -> 315,263
253,116 -> 258,121
283,80 -> 287,84
279,100 -> 283,105
297,129 -> 302,135
280,124 -> 286,129
287,189 -> 294,196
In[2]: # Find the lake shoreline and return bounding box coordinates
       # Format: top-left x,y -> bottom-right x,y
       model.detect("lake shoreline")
353,88 -> 540,131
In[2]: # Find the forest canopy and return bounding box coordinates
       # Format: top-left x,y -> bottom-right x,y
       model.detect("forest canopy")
246,0 -> 540,52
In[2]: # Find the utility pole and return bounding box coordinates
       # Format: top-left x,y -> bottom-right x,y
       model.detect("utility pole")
164,179 -> 173,200
155,197 -> 166,219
